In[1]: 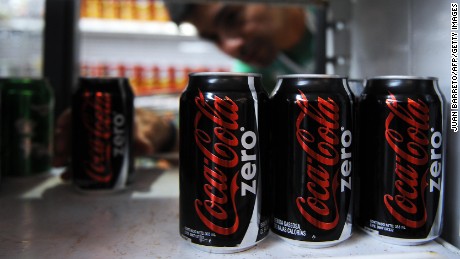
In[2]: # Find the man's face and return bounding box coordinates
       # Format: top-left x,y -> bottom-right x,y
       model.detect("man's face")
188,4 -> 287,67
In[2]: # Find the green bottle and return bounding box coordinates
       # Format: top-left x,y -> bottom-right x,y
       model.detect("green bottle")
0,78 -> 54,176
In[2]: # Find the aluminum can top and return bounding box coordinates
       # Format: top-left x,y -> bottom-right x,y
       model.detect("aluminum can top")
364,76 -> 440,95
277,74 -> 343,79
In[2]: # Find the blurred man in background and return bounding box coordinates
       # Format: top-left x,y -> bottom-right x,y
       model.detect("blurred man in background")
166,3 -> 318,92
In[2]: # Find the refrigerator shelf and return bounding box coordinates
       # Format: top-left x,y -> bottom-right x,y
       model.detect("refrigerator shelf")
79,18 -> 197,39
0,17 -> 43,32
134,93 -> 180,112
0,169 -> 459,258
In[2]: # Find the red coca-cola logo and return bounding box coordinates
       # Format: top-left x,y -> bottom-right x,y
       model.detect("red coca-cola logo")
81,91 -> 113,183
295,90 -> 341,231
384,93 -> 431,228
193,90 -> 241,235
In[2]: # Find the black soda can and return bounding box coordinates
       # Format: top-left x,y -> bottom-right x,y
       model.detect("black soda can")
0,78 -> 54,177
72,77 -> 134,192
179,72 -> 270,253
270,75 -> 354,247
356,76 -> 445,244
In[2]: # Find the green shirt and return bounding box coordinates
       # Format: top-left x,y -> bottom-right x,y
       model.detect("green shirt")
233,29 -> 315,94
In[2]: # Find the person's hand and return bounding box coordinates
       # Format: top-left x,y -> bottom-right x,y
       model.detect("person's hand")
53,108 -> 72,173
134,108 -> 178,155
53,108 -> 178,180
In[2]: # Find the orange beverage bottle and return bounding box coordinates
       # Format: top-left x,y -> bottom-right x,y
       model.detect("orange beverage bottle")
80,0 -> 88,18
167,66 -> 176,92
92,63 -> 109,77
151,65 -> 161,91
154,1 -> 169,22
86,0 -> 102,18
119,0 -> 136,20
135,0 -> 152,20
180,66 -> 193,90
148,0 -> 156,21
88,63 -> 97,77
132,65 -> 145,94
80,62 -> 89,76
101,0 -> 118,19
116,64 -> 127,77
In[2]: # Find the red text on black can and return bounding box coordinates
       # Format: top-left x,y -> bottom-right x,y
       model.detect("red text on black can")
72,77 -> 134,191
179,73 -> 269,253
355,76 -> 444,244
270,75 -> 354,247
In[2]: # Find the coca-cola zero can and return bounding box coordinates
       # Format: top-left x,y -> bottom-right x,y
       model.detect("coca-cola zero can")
270,74 -> 354,247
179,72 -> 270,253
356,76 -> 445,244
72,77 -> 134,192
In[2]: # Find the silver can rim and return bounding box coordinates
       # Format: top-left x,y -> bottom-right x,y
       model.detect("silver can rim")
368,75 -> 438,81
277,74 -> 343,79
190,72 -> 262,77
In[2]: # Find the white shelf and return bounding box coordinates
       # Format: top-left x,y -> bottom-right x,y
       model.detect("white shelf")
0,169 -> 459,258
79,18 -> 197,39
134,93 -> 180,112
0,17 -> 44,32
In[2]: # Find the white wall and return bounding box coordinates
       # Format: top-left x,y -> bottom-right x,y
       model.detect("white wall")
349,0 -> 459,248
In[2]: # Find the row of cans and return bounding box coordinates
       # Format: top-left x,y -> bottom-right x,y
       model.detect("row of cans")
69,73 -> 445,252
178,73 -> 445,252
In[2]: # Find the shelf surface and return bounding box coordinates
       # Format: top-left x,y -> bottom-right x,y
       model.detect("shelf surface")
0,168 -> 459,259
0,17 -> 44,32
79,18 -> 197,38
134,93 -> 180,111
